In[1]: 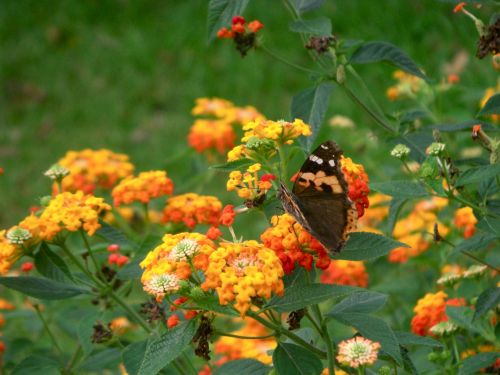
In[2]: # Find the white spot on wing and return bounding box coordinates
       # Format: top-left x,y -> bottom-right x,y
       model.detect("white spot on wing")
320,144 -> 328,149
316,158 -> 323,164
328,159 -> 335,167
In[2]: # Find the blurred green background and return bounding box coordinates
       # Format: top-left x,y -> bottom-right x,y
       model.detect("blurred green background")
1,0 -> 495,228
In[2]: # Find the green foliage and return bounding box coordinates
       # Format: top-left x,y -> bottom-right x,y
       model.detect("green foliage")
34,243 -> 74,283
214,359 -> 271,375
273,343 -> 323,375
370,180 -> 428,198
289,17 -> 332,36
474,287 -> 500,320
207,0 -> 250,41
458,352 -> 500,375
0,276 -> 88,300
335,232 -> 408,261
477,93 -> 500,116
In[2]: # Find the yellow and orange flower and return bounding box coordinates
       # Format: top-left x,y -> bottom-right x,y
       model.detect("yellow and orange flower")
112,171 -> 174,206
241,119 -> 311,145
386,70 -> 427,101
226,163 -> 274,201
454,207 -> 477,239
57,149 -> 134,194
340,156 -> 370,218
0,299 -> 15,310
411,291 -> 466,336
261,213 -> 330,274
320,260 -> 368,288
201,241 -> 284,316
140,233 -> 216,300
188,119 -> 237,155
162,193 -> 222,229
0,230 -> 21,275
192,98 -> 235,118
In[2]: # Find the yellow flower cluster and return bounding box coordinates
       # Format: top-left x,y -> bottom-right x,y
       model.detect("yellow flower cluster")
58,149 -> 134,193
140,233 -> 216,300
389,197 -> 448,263
19,191 -> 111,240
162,193 -> 222,229
226,163 -> 273,200
241,119 -> 311,145
0,230 -> 20,275
386,70 -> 428,101
112,170 -> 174,206
192,98 -> 264,124
201,241 -> 284,316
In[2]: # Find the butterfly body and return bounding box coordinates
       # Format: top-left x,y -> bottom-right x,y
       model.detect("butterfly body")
278,140 -> 357,253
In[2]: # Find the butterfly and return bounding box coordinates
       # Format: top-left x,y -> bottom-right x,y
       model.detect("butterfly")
277,140 -> 358,253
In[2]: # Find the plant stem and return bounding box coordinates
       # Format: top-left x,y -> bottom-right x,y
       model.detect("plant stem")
65,345 -> 82,372
80,229 -> 104,280
59,243 -> 104,288
108,290 -> 152,334
34,305 -> 64,358
260,45 -> 320,75
248,312 -> 327,359
450,335 -> 460,364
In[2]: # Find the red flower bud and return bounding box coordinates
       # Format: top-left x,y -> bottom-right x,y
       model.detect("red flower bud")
248,20 -> 264,33
107,244 -> 120,253
232,16 -> 246,25
21,262 -> 34,273
167,315 -> 180,328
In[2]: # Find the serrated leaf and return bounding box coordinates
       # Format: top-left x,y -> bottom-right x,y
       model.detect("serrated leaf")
474,287 -> 500,321
477,93 -> 500,116
394,331 -> 443,348
34,242 -> 74,283
453,232 -> 498,253
207,0 -> 250,42
291,83 -> 334,151
370,180 -> 428,198
96,220 -> 135,249
328,291 -> 388,314
138,320 -> 196,375
214,359 -> 271,375
122,340 -> 148,375
331,312 -> 402,364
290,0 -> 325,14
459,352 -> 500,375
266,283 -> 359,312
210,158 -> 255,172
350,41 -> 427,80
334,232 -> 409,261
289,17 -> 331,36
12,354 -> 61,375
456,164 -> 500,186
78,348 -> 121,371
387,199 -> 406,234
273,343 -> 323,375
0,276 -> 88,300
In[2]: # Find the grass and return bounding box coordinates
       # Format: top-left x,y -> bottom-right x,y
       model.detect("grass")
0,0 -> 494,227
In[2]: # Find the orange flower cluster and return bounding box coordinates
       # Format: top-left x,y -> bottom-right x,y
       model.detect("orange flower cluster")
411,291 -> 465,336
0,230 -> 20,275
389,197 -> 448,263
162,193 -> 222,229
454,207 -> 477,239
386,70 -> 428,101
19,191 -> 111,241
340,156 -> 370,218
320,260 -> 368,288
217,16 -> 264,39
201,241 -> 284,316
57,149 -> 134,194
112,171 -> 174,206
140,233 -> 216,300
188,98 -> 265,155
214,318 -> 275,366
226,163 -> 274,202
261,213 -> 330,273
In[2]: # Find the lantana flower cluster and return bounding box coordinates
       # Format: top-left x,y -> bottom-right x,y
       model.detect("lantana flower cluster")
386,70 -> 429,101
226,163 -> 274,202
0,230 -> 20,275
162,193 -> 222,229
112,170 -> 174,206
57,149 -> 134,193
340,156 -> 370,218
320,260 -> 368,288
454,206 -> 477,239
216,16 -> 264,57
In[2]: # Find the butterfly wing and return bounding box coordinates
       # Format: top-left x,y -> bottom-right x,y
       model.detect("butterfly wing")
287,140 -> 357,253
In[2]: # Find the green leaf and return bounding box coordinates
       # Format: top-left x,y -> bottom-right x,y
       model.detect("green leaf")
328,291 -> 388,314
290,0 -> 325,14
210,158 -> 255,172
477,216 -> 500,236
394,331 -> 443,348
330,312 -> 402,364
446,306 -> 491,337
459,352 -> 500,375
266,283 -> 359,312
192,295 -> 238,316
387,199 -> 406,233
273,343 -> 323,375
96,220 -> 135,249
453,232 -> 498,253
456,164 -> 500,186
34,243 -> 74,283
123,340 -> 148,375
334,232 -> 409,261
290,83 -> 334,151
207,0 -> 250,42
78,348 -> 121,371
0,276 -> 88,300
214,359 -> 271,375
370,180 -> 428,198
474,287 -> 500,321
400,347 -> 418,375
477,93 -> 500,116
350,41 -> 427,80
433,120 -> 499,133
138,320 -> 197,375
77,313 -> 99,357
289,17 -> 332,36
12,354 -> 61,375
283,267 -> 310,288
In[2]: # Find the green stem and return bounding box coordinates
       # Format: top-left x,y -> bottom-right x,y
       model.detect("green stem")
214,331 -> 275,340
305,311 -> 323,335
65,345 -> 83,372
450,335 -> 460,364
277,145 -> 288,181
80,230 -> 104,280
182,352 -> 198,375
260,45 -> 320,75
34,305 -> 64,358
59,243 -> 104,288
108,290 -> 152,334
248,312 -> 327,359
143,203 -> 150,228
172,360 -> 188,375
